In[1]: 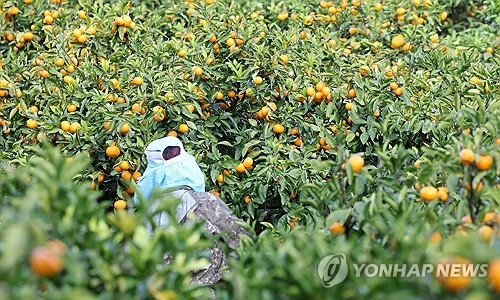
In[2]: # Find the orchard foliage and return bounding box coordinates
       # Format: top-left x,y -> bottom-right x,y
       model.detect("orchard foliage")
0,0 -> 499,299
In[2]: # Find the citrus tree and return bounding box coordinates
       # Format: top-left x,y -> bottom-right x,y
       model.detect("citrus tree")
0,0 -> 499,298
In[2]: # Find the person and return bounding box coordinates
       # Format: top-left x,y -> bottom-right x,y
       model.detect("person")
133,136 -> 249,285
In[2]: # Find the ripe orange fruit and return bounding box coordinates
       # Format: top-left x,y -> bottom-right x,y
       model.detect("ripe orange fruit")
429,232 -> 442,244
293,137 -> 303,146
420,186 -> 438,201
483,212 -> 497,223
60,121 -> 70,132
103,121 -> 111,130
435,257 -> 473,292
414,160 -> 421,168
185,104 -> 195,113
217,174 -> 224,183
437,187 -> 449,202
348,88 -> 356,98
348,154 -> 364,173
243,157 -> 254,168
29,246 -> 64,278
64,75 -> 74,84
131,77 -> 144,85
345,103 -> 353,110
121,171 -> 132,181
178,124 -> 189,133
26,119 -> 38,128
273,124 -> 285,134
114,200 -> 127,209
329,222 -> 345,234
475,155 -> 493,170
106,145 -> 121,158
235,163 -> 246,174
119,123 -> 130,134
478,225 -> 493,243
77,10 -> 86,19
167,131 -> 177,137
394,87 -> 403,96
132,171 -> 142,182
119,161 -> 131,170
67,104 -> 77,112
461,215 -> 473,223
459,148 -> 475,165
69,122 -> 80,133
487,258 -> 500,293
253,76 -> 263,85
54,58 -> 65,66
391,34 -> 405,49
97,173 -> 105,182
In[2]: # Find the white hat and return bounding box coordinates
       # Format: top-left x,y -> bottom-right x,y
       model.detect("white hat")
144,136 -> 186,162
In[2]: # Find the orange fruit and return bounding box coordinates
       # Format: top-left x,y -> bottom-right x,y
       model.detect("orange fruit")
29,246 -> 64,278
253,76 -> 263,85
185,104 -> 195,113
217,174 -> 224,183
119,161 -> 130,170
391,34 -> 405,49
235,163 -> 246,174
435,257 -> 473,292
97,174 -> 105,182
54,58 -> 65,66
328,222 -> 345,234
478,225 -> 493,243
167,131 -> 177,137
215,91 -> 224,100
243,157 -> 254,168
131,77 -> 144,85
429,232 -> 442,244
103,121 -> 111,130
459,148 -> 475,165
193,67 -> 203,76
348,88 -> 356,98
273,124 -> 285,134
461,215 -> 473,223
64,76 -> 74,84
483,212 -> 497,223
67,104 -> 77,112
60,121 -> 70,132
345,103 -> 353,110
348,154 -> 364,173
178,124 -> 189,133
420,186 -> 438,201
69,122 -> 80,133
475,155 -> 493,170
114,200 -> 127,209
414,160 -> 421,168
487,258 -> 500,293
132,171 -> 142,182
119,123 -> 130,134
437,187 -> 449,202
121,171 -> 132,181
77,10 -> 86,19
293,137 -> 303,147
26,119 -> 38,129
106,145 -> 121,158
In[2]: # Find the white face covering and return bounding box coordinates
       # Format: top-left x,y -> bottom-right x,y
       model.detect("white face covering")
144,136 -> 187,165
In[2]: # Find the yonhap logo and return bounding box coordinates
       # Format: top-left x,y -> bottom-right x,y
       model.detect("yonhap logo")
318,253 -> 348,288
